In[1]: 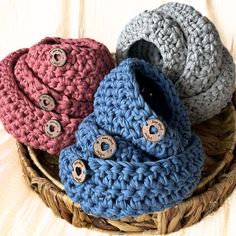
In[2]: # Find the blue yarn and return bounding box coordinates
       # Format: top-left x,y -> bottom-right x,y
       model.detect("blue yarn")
59,58 -> 204,219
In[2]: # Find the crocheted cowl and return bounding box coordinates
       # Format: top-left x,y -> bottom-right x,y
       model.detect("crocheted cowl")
116,2 -> 235,124
0,37 -> 114,154
59,58 -> 204,219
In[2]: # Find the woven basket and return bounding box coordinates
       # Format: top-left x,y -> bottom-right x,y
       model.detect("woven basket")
18,98 -> 236,234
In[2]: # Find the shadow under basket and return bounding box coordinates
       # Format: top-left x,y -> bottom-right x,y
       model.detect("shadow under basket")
18,101 -> 236,234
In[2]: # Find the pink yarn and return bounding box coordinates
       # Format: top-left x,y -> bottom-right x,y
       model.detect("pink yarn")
0,37 -> 114,154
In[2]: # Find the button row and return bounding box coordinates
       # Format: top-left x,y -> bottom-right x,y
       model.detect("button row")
72,119 -> 166,183
38,94 -> 62,138
38,48 -> 67,138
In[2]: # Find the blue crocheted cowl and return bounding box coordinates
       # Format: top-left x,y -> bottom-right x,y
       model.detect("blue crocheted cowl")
59,58 -> 204,219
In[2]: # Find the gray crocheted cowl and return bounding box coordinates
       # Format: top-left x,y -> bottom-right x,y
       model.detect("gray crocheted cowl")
116,2 -> 235,124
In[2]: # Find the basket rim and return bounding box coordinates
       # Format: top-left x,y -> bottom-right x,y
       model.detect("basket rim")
18,142 -> 236,233
27,146 -> 64,190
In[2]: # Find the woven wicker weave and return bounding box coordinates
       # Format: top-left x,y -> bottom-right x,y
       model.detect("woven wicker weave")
18,99 -> 236,234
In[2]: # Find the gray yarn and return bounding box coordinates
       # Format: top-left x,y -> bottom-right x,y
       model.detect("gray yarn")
116,2 -> 235,124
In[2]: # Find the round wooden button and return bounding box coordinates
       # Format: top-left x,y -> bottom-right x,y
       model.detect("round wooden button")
50,48 -> 67,67
38,94 -> 55,111
93,135 -> 117,159
142,118 -> 166,142
72,160 -> 87,183
44,119 -> 62,138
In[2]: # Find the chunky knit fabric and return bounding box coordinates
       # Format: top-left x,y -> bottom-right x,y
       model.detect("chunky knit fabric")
0,37 -> 114,154
116,2 -> 235,124
59,58 -> 204,219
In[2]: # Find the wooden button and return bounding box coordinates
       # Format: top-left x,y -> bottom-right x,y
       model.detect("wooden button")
93,135 -> 117,159
50,48 -> 67,67
72,160 -> 86,183
38,94 -> 55,111
44,119 -> 62,138
142,118 -> 166,142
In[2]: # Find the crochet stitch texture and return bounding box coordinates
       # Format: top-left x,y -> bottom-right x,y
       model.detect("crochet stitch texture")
59,58 -> 204,219
0,37 -> 114,154
116,2 -> 235,124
